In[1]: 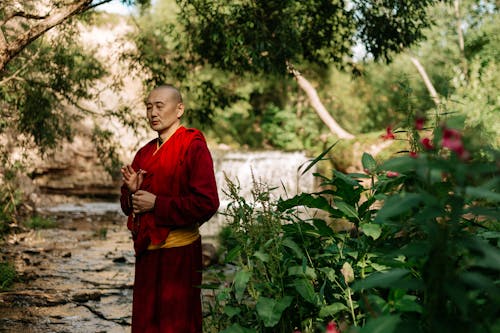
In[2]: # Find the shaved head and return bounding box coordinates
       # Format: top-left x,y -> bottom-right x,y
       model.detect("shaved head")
150,85 -> 183,104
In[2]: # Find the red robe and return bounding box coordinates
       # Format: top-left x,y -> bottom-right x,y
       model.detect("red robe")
120,126 -> 219,333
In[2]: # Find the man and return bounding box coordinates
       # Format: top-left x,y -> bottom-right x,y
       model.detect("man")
120,85 -> 219,333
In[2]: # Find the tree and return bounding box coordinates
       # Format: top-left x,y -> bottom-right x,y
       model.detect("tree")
172,0 -> 443,139
0,0 -> 149,71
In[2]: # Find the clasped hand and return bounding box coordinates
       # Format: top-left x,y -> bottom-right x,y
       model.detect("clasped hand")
121,165 -> 156,214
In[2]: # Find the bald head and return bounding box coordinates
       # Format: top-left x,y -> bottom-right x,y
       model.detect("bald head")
150,85 -> 183,104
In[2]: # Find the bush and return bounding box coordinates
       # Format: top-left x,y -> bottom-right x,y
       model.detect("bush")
204,116 -> 500,333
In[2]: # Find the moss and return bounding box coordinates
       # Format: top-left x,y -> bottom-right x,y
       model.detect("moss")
25,215 -> 57,230
0,262 -> 17,291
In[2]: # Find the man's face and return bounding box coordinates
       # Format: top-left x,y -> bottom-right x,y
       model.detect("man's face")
146,88 -> 184,135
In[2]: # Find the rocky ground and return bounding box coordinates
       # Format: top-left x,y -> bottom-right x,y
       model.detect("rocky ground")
0,202 -> 221,333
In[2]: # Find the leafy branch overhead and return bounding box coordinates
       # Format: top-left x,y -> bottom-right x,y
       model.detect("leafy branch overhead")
177,0 -> 444,74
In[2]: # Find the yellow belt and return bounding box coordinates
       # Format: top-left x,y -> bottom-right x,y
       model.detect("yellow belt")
147,224 -> 200,250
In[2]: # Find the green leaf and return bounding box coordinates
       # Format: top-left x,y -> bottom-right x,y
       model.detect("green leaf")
362,152 -> 377,173
362,223 -> 382,240
465,238 -> 500,271
375,193 -> 423,223
293,278 -> 318,304
380,156 -> 417,173
234,269 -> 252,302
225,245 -> 242,263
336,200 -> 359,219
352,269 -> 415,290
312,219 -> 336,237
466,186 -> 500,202
288,265 -> 317,280
256,296 -> 293,327
278,193 -> 334,214
220,323 -> 256,333
319,302 -> 349,318
319,302 -> 349,317
333,170 -> 361,187
394,295 -> 423,313
253,250 -> 269,263
223,305 -> 241,317
282,238 -> 304,259
360,315 -> 401,333
300,141 -> 338,175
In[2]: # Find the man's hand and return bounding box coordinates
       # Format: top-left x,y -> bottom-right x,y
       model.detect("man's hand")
131,190 -> 157,214
121,165 -> 146,193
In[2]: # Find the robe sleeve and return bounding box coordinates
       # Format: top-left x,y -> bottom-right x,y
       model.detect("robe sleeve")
153,139 -> 219,227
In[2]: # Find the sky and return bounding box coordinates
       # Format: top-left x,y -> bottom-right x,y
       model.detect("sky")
94,0 -> 136,15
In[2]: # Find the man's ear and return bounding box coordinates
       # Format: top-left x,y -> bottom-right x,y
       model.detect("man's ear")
176,103 -> 185,119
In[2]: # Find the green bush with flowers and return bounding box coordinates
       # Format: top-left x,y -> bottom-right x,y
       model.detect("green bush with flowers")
203,114 -> 499,333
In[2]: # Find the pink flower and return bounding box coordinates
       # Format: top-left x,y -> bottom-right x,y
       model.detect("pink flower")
386,171 -> 400,178
420,137 -> 434,150
441,128 -> 462,151
441,127 -> 470,160
326,321 -> 340,333
415,117 -> 425,130
381,126 -> 395,140
409,151 -> 418,158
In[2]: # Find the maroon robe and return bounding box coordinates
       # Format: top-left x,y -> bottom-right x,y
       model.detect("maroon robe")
120,126 -> 219,333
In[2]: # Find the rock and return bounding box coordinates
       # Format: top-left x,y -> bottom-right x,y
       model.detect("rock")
202,243 -> 218,267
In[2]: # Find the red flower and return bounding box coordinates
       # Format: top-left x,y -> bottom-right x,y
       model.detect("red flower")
409,151 -> 418,158
386,171 -> 400,178
420,137 -> 434,150
326,321 -> 340,333
415,117 -> 425,130
381,126 -> 395,140
441,127 -> 470,160
441,128 -> 462,151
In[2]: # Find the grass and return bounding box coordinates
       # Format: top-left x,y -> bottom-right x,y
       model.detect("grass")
0,262 -> 17,290
25,215 -> 57,229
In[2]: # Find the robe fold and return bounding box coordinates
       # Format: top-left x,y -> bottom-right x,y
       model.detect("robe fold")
120,126 -> 219,333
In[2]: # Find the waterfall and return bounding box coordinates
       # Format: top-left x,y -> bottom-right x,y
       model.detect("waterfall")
201,150 -> 316,241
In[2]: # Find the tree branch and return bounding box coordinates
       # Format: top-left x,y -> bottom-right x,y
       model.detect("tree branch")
410,56 -> 440,106
288,64 -> 355,139
1,11 -> 50,25
454,0 -> 468,78
0,28 -> 7,51
0,0 -> 93,71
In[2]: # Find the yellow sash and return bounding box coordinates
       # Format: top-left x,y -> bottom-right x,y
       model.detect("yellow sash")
147,224 -> 200,250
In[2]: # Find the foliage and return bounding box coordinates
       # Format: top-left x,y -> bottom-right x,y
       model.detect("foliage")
24,215 -> 57,230
204,112 -> 499,332
0,261 -> 16,291
0,22 -> 106,151
177,0 -> 441,74
0,160 -> 24,235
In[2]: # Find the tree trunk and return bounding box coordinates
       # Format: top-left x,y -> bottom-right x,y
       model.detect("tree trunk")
410,56 -> 441,106
454,0 -> 468,78
289,67 -> 355,139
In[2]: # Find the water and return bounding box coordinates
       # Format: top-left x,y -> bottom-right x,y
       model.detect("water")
0,150 -> 316,332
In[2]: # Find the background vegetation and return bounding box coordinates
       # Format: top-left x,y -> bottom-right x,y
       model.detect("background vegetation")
0,0 -> 498,328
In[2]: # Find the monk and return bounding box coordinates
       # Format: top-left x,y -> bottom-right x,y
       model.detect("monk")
120,85 -> 219,333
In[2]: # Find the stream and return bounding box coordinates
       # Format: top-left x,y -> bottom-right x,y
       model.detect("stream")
0,202 -> 138,333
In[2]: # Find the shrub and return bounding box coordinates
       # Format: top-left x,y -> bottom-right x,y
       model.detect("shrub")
204,116 -> 499,333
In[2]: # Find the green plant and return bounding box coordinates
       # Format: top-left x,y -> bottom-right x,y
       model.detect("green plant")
25,215 -> 57,230
0,262 -> 17,291
205,115 -> 499,333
